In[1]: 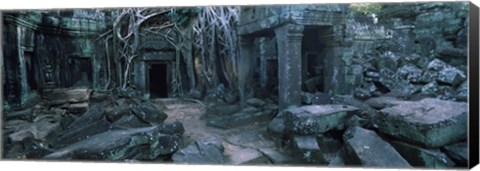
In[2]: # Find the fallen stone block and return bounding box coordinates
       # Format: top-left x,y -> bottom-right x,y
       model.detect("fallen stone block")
111,114 -> 149,130
258,148 -> 291,164
378,98 -> 467,148
25,141 -> 54,159
172,140 -> 225,164
4,109 -> 33,121
436,66 -> 466,86
45,88 -> 92,106
442,142 -> 468,166
53,117 -> 112,148
224,143 -> 269,165
131,101 -> 167,125
420,70 -> 439,83
246,98 -> 266,108
391,141 -> 454,168
421,82 -> 440,96
284,105 -> 359,135
292,135 -> 323,164
66,103 -> 89,115
63,105 -> 105,133
106,107 -> 132,123
342,127 -> 411,168
427,58 -> 447,71
346,115 -> 370,128
379,68 -> 419,97
43,126 -> 182,160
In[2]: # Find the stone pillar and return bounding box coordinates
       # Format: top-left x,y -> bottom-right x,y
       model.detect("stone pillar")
258,37 -> 268,89
275,24 -> 304,109
238,36 -> 254,107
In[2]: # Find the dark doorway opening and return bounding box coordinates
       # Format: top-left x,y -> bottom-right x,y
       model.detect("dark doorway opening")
149,63 -> 168,98
24,52 -> 37,91
70,57 -> 93,87
302,26 -> 328,93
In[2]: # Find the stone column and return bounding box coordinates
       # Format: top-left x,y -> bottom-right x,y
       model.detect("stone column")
275,24 -> 304,109
258,37 -> 267,89
238,36 -> 254,107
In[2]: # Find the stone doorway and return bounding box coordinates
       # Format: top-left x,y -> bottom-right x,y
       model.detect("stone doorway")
69,57 -> 92,87
301,26 -> 333,94
148,63 -> 169,98
24,51 -> 38,91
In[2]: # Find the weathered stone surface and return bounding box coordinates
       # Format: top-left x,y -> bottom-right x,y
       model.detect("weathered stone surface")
45,88 -> 92,106
224,143 -> 269,165
26,141 -> 54,159
43,126 -> 181,160
346,115 -> 370,128
391,141 -> 454,168
285,105 -> 359,135
106,107 -> 132,123
420,70 -> 439,83
172,140 -> 225,164
53,117 -> 112,148
353,88 -> 371,100
442,142 -> 468,166
111,115 -> 150,129
246,98 -> 266,107
9,115 -> 61,142
292,135 -> 323,163
131,101 -> 167,124
377,51 -> 400,71
342,127 -> 411,168
258,148 -> 291,164
379,68 -> 419,97
4,109 -> 33,121
66,103 -> 89,115
378,98 -> 467,147
226,131 -> 274,148
207,110 -> 271,129
427,59 -> 447,71
436,66 -> 466,86
63,105 -> 105,133
364,96 -> 408,110
206,104 -> 241,117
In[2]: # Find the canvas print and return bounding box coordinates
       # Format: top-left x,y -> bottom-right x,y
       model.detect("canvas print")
1,1 -> 472,169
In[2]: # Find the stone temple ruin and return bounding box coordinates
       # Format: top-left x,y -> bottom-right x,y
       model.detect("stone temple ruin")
0,2 -> 475,169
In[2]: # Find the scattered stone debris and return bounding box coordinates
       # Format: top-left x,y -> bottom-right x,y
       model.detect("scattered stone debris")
441,142 -> 468,167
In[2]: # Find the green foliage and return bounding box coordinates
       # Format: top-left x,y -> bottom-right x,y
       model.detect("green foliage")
349,3 -> 382,15
169,7 -> 200,25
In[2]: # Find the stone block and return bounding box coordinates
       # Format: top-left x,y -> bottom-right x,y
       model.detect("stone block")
43,126 -> 182,160
54,116 -> 112,148
63,105 -> 105,134
207,110 -> 271,129
131,101 -> 167,124
378,98 -> 467,147
436,66 -> 466,86
391,141 -> 454,168
285,105 -> 359,135
45,88 -> 92,106
246,98 -> 266,108
172,140 -> 225,164
342,127 -> 411,168
258,148 -> 291,164
292,135 -> 323,164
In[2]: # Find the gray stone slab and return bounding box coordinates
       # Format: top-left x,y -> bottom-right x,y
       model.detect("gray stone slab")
258,148 -> 291,164
172,141 -> 225,164
292,135 -> 323,163
45,88 -> 92,106
54,116 -> 112,148
285,105 -> 359,135
43,126 -> 181,160
378,98 -> 467,147
342,127 -> 411,168
207,111 -> 271,129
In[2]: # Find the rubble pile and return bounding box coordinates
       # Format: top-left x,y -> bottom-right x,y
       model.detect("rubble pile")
3,88 -> 185,161
267,97 -> 468,168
